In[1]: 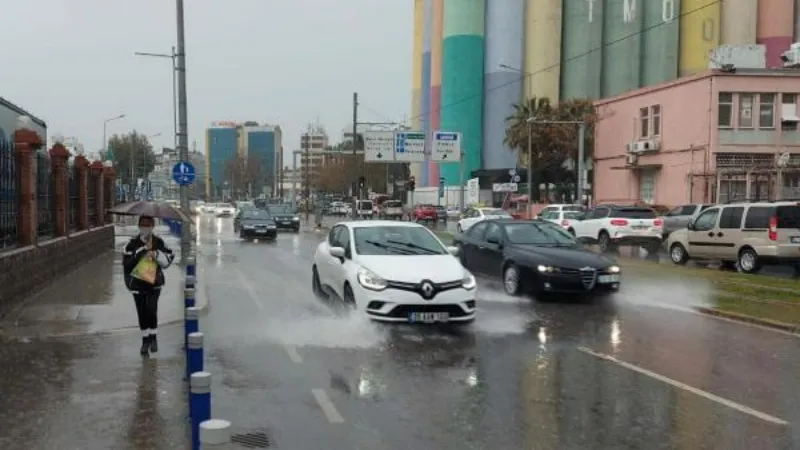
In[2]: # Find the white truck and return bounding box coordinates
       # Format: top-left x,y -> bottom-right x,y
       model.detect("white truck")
569,204 -> 663,253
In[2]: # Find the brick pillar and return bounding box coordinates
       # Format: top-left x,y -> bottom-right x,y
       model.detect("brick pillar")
49,143 -> 70,237
103,166 -> 116,223
89,161 -> 105,227
13,129 -> 43,246
74,155 -> 89,231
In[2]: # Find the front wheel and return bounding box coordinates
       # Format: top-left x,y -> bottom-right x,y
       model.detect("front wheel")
503,264 -> 522,296
737,248 -> 761,274
669,243 -> 689,265
343,283 -> 356,307
312,266 -> 325,298
598,231 -> 615,253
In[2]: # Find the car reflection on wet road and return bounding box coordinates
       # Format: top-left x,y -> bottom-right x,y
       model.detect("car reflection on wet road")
195,215 -> 799,450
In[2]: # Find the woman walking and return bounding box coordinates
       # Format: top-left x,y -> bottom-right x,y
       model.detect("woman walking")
122,215 -> 175,355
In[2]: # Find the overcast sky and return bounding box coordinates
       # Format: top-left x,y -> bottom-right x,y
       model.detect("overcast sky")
1,0 -> 411,162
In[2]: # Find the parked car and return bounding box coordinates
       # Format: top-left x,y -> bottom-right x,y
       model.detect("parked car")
536,204 -> 585,219
667,201 -> 800,274
413,204 -> 438,222
569,205 -> 662,254
434,205 -> 448,223
661,203 -> 713,238
311,221 -> 476,323
378,200 -> 405,220
453,219 -> 620,297
539,210 -> 584,234
238,209 -> 277,241
267,204 -> 300,232
357,200 -> 374,219
456,207 -> 513,233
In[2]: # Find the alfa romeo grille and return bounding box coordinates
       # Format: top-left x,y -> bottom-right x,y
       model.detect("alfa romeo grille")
580,268 -> 597,290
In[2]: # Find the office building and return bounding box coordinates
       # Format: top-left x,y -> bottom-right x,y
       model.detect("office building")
299,126 -> 329,192
410,0 -> 799,187
205,121 -> 239,199
240,123 -> 282,197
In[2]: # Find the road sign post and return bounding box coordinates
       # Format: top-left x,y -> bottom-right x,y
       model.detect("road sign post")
364,131 -> 396,162
172,161 -> 196,186
393,131 -> 426,162
431,131 -> 461,162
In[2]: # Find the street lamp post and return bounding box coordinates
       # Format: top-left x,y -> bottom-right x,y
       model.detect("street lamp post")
103,114 -> 126,159
134,48 -> 178,154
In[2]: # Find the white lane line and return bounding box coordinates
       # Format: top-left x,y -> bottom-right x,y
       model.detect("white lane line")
235,270 -> 264,311
577,347 -> 788,426
311,388 -> 345,424
284,345 -> 303,363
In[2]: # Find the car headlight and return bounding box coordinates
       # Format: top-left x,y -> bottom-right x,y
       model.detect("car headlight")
243,225 -> 255,229
292,216 -> 300,221
357,267 -> 388,291
607,265 -> 620,273
462,273 -> 476,290
268,225 -> 276,229
537,265 -> 555,273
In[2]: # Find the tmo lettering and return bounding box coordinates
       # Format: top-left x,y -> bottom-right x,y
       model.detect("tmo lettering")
585,0 -> 675,24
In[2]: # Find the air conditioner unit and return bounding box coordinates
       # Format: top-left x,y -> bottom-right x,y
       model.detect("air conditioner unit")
634,141 -> 648,152
646,137 -> 661,151
626,142 -> 637,153
627,154 -> 638,165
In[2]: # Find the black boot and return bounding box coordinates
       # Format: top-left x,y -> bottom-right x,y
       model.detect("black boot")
149,334 -> 158,353
140,336 -> 150,356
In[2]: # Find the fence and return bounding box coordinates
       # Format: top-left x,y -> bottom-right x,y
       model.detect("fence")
68,164 -> 78,230
87,171 -> 98,227
0,140 -> 16,250
36,150 -> 54,237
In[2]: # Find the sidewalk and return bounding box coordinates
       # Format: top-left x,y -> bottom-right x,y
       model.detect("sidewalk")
0,226 -> 208,338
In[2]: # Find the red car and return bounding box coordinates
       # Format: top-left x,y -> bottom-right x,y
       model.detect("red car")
413,204 -> 438,222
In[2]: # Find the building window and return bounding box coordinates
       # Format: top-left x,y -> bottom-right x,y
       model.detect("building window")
758,94 -> 775,129
781,93 -> 798,131
651,105 -> 661,136
718,93 -> 733,128
738,93 -> 754,128
639,107 -> 649,138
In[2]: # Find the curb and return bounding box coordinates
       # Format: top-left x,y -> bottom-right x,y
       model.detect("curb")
693,306 -> 799,334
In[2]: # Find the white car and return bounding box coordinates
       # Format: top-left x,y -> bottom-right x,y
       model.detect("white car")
571,205 -> 663,253
457,207 -> 513,233
312,221 -> 477,323
215,204 -> 235,217
538,210 -> 584,235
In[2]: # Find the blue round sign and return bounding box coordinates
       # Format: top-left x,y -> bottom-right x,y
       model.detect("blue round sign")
172,161 -> 196,185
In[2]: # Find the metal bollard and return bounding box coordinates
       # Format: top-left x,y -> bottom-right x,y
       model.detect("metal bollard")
187,332 -> 204,380
190,372 -> 212,450
184,287 -> 196,309
184,307 -> 199,358
199,419 -> 232,449
186,255 -> 197,288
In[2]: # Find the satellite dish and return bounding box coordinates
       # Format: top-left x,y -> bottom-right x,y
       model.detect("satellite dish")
777,151 -> 791,167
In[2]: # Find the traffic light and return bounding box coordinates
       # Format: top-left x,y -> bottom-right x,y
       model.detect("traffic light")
407,176 -> 416,192
358,176 -> 366,188
438,177 -> 445,198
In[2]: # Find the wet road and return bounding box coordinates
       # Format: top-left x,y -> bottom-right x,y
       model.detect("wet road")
195,214 -> 799,450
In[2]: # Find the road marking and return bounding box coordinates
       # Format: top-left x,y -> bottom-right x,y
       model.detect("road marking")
576,346 -> 787,425
284,345 -> 303,363
235,269 -> 264,311
311,388 -> 344,423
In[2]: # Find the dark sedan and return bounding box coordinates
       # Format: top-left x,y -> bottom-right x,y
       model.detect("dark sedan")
238,209 -> 277,241
453,219 -> 621,297
266,205 -> 301,232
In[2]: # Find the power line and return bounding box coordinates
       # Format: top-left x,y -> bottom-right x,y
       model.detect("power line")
397,0 -> 721,124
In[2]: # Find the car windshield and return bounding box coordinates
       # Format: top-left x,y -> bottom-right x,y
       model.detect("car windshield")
484,209 -> 511,217
354,226 -> 447,256
242,210 -> 272,220
504,222 -> 578,246
268,206 -> 295,215
563,211 -> 583,220
562,205 -> 584,212
385,201 -> 402,208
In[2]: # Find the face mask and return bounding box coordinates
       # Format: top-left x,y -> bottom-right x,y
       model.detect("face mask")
139,227 -> 153,237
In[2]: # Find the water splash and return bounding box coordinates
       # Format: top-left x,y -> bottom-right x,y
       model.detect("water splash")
259,312 -> 388,349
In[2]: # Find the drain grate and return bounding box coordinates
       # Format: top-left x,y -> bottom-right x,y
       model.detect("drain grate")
231,431 -> 271,448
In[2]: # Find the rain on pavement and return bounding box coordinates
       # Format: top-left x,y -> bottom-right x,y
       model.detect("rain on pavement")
0,215 -> 798,449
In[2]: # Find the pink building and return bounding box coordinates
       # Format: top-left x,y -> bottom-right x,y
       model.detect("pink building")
593,69 -> 800,207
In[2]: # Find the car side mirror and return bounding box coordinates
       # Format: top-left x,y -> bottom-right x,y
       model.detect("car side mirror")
329,246 -> 346,259
686,221 -> 695,230
446,246 -> 459,256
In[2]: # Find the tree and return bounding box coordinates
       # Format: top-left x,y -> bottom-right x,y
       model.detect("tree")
313,136 -> 391,195
504,97 -> 597,201
109,131 -> 157,187
224,154 -> 265,198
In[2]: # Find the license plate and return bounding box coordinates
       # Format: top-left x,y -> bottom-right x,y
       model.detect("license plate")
281,221 -> 291,224
598,274 -> 620,283
632,226 -> 647,230
408,312 -> 449,323
791,236 -> 800,244
256,229 -> 268,234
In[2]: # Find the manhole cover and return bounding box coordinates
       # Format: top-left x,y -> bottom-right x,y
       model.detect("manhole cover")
231,431 -> 271,448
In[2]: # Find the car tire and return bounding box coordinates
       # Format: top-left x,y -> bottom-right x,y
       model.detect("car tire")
737,248 -> 761,274
312,265 -> 325,298
669,243 -> 689,265
598,231 -> 613,253
343,283 -> 356,307
503,264 -> 522,296
567,228 -> 575,236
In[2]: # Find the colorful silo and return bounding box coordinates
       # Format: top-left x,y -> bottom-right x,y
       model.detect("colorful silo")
439,0 -> 485,185
409,0 -> 424,183
757,0 -> 795,67
420,0 -> 432,186
524,0 -> 562,101
678,0 -> 720,76
427,0 -> 443,187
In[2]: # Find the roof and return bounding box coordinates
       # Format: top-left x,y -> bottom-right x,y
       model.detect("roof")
0,96 -> 47,128
344,220 -> 422,229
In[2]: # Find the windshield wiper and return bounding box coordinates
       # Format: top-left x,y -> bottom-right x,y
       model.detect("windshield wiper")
385,240 -> 440,254
363,239 -> 416,254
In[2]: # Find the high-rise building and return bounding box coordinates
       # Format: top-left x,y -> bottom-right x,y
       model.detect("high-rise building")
205,121 -> 238,199
240,123 -> 282,197
410,0 -> 799,187
299,126 -> 329,192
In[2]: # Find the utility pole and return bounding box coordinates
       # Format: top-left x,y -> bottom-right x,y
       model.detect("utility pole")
175,0 -> 191,258
351,92 -> 358,218
304,125 -> 311,221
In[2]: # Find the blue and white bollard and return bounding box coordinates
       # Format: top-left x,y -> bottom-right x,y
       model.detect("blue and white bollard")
184,306 -> 199,359
186,254 -> 197,289
190,371 -> 212,450
184,287 -> 196,309
199,419 -> 232,449
187,331 -> 204,380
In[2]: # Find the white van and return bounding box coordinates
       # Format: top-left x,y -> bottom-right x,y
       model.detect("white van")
357,200 -> 374,219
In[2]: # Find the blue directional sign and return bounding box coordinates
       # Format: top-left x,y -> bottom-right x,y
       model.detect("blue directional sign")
172,161 -> 196,185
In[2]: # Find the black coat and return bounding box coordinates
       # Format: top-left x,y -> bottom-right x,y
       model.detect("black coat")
122,235 -> 175,292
